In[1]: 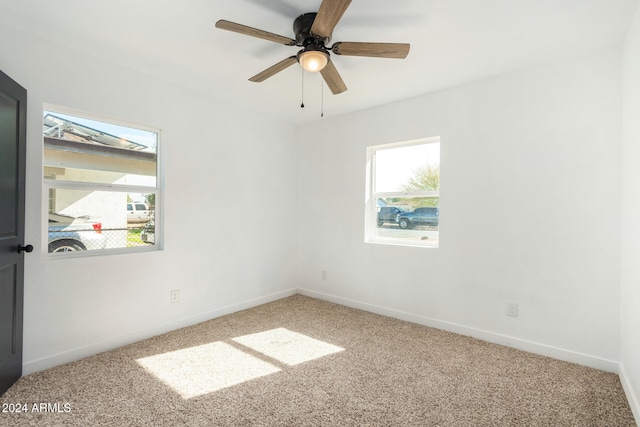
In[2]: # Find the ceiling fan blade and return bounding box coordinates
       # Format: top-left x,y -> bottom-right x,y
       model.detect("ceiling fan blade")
320,60 -> 347,94
249,56 -> 298,82
332,42 -> 410,59
310,0 -> 352,40
215,20 -> 296,46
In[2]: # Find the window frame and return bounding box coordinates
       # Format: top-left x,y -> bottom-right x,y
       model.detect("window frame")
365,137 -> 440,248
42,104 -> 162,259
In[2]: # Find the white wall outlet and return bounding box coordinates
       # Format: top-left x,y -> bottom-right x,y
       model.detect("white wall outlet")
170,289 -> 180,303
507,302 -> 518,317
321,270 -> 327,281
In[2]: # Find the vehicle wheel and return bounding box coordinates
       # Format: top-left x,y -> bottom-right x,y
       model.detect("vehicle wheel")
377,220 -> 383,226
49,240 -> 84,253
399,218 -> 411,229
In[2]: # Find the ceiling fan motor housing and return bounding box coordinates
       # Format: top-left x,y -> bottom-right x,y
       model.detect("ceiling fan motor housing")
294,13 -> 329,47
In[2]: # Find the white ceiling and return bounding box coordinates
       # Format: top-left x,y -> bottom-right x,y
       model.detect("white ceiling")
3,0 -> 638,125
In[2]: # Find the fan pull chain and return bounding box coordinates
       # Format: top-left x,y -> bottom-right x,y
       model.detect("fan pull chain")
321,78 -> 324,118
300,68 -> 305,108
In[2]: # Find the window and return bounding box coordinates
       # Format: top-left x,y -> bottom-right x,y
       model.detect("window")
43,106 -> 160,256
365,137 -> 440,247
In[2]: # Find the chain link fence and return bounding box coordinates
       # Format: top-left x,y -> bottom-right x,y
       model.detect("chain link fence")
104,225 -> 154,249
48,223 -> 154,253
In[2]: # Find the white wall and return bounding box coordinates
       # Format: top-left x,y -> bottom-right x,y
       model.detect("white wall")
0,26 -> 298,373
296,49 -> 623,370
621,2 -> 640,420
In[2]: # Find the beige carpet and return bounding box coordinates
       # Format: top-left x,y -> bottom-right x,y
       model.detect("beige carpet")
0,295 -> 635,426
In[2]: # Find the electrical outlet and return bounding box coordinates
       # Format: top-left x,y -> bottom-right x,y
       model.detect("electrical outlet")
321,270 -> 327,281
507,302 -> 518,317
170,289 -> 180,303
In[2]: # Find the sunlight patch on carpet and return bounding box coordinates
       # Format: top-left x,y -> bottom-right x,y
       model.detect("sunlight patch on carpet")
136,342 -> 280,398
232,327 -> 345,366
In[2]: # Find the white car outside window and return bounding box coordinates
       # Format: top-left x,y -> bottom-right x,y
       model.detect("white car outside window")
127,203 -> 150,223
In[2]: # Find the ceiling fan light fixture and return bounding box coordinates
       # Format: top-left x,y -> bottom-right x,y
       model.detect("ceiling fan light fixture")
298,49 -> 329,72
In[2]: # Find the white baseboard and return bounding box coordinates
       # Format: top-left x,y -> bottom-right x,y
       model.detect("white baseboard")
619,363 -> 640,425
297,288 -> 620,373
23,288 -> 297,375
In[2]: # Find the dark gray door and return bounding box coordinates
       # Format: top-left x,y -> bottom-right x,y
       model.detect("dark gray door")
0,69 -> 28,395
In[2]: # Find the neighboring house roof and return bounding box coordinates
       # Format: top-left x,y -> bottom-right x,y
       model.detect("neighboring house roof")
43,113 -> 147,151
43,114 -> 156,177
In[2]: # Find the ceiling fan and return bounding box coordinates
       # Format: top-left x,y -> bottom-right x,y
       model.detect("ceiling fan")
215,0 -> 410,95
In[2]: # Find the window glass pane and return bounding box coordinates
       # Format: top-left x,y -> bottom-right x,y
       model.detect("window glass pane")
375,197 -> 439,245
375,143 -> 440,193
47,188 -> 155,253
44,111 -> 157,186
